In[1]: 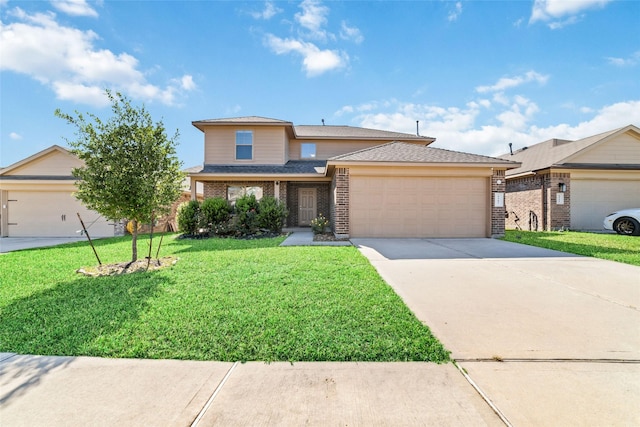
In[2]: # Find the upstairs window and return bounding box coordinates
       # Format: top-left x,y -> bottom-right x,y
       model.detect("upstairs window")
236,130 -> 253,160
301,143 -> 316,159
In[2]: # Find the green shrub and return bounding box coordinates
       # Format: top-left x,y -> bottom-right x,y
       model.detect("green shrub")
201,197 -> 231,231
177,200 -> 201,235
234,194 -> 260,235
257,196 -> 288,233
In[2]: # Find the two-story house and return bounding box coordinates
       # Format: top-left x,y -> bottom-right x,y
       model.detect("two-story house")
189,116 -> 519,238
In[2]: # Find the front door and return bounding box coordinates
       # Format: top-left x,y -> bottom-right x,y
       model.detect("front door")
298,188 -> 317,226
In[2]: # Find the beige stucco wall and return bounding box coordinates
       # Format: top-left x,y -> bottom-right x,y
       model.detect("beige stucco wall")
572,132 -> 640,164
6,150 -> 82,176
204,125 -> 286,165
288,139 -> 428,161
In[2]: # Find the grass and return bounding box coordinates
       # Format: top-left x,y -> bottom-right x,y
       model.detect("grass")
0,234 -> 449,363
503,230 -> 640,266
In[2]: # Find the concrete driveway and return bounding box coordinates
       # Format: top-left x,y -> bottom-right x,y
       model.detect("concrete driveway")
352,238 -> 640,426
0,237 -> 86,253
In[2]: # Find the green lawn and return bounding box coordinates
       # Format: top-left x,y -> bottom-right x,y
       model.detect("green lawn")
0,235 -> 449,363
503,230 -> 640,266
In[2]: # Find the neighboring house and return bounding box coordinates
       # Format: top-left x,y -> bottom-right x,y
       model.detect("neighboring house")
502,124 -> 640,232
0,145 -> 118,238
188,116 -> 519,238
0,145 -> 202,237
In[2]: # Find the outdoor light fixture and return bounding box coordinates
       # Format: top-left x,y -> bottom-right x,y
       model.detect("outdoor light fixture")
558,183 -> 567,192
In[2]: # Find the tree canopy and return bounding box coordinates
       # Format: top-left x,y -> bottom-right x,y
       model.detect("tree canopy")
56,91 -> 184,261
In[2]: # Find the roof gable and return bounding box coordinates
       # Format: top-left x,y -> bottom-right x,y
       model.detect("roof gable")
503,124 -> 640,176
329,141 -> 519,166
0,145 -> 81,177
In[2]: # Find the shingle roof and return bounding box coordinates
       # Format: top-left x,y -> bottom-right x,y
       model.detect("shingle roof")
191,116 -> 435,142
294,125 -> 433,141
501,125 -> 639,176
195,160 -> 326,175
192,116 -> 293,125
329,141 -> 519,165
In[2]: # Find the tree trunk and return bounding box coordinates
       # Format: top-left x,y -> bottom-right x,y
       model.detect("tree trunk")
131,219 -> 138,262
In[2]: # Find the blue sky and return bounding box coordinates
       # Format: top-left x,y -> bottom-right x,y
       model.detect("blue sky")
1,0 -> 639,168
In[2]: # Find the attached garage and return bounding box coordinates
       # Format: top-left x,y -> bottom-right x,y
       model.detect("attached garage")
6,190 -> 114,237
571,175 -> 640,231
328,142 -> 518,239
350,175 -> 489,238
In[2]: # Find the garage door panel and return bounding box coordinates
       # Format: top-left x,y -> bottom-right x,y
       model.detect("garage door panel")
350,176 -> 488,238
571,180 -> 640,230
8,191 -> 114,237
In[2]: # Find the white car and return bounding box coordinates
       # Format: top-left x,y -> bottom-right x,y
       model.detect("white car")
603,208 -> 640,236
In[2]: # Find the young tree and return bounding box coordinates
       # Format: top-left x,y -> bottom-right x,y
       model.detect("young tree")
56,91 -> 184,262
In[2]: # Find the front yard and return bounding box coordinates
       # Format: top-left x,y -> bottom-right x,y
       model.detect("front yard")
0,235 -> 449,363
503,230 -> 640,266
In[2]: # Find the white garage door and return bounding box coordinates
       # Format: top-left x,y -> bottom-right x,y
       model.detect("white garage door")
7,191 -> 115,237
350,176 -> 488,238
571,180 -> 640,230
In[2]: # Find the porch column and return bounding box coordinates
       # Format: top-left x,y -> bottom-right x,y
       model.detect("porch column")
274,180 -> 280,201
490,169 -> 506,238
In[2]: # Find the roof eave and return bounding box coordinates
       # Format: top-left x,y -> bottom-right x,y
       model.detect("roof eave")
327,160 -> 520,169
191,120 -> 294,132
189,172 -> 328,179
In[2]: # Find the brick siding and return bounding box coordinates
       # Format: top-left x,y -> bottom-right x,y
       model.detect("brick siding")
332,168 -> 350,237
286,182 -> 330,227
491,170 -> 507,237
203,181 -> 275,200
505,171 -> 571,231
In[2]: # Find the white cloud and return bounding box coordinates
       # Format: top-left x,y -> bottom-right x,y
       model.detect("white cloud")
606,51 -> 640,67
530,0 -> 612,28
0,8 -> 194,106
178,75 -> 196,91
260,0 -> 354,77
251,1 -> 281,20
50,0 -> 98,17
295,0 -> 329,40
448,2 -> 463,22
476,71 -> 549,93
264,34 -> 347,76
335,98 -> 640,157
340,21 -> 363,44
9,132 -> 22,140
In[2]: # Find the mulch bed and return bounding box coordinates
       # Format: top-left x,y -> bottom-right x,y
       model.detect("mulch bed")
77,256 -> 178,277
313,232 -> 350,242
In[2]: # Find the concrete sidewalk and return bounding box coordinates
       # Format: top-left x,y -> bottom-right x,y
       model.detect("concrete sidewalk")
0,353 -> 502,426
280,229 -> 351,246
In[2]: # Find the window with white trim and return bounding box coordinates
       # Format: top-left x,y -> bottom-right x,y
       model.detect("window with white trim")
236,131 -> 253,160
301,143 -> 316,159
227,186 -> 263,205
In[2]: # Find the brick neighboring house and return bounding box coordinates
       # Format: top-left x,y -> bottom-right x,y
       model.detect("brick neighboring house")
188,116 -> 519,238
502,124 -> 640,232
